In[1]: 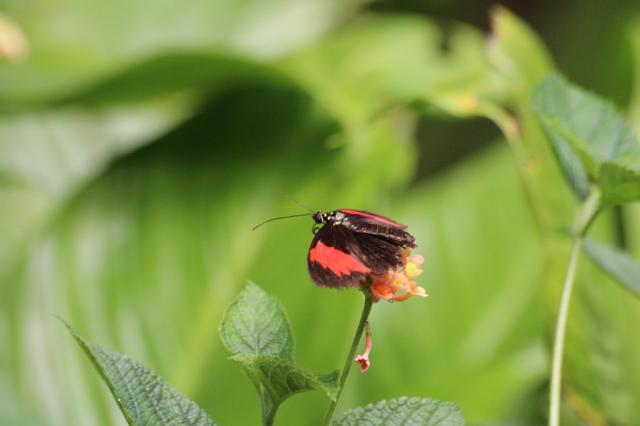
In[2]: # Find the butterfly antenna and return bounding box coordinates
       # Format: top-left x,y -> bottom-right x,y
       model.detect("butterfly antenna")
252,213 -> 312,231
285,196 -> 315,213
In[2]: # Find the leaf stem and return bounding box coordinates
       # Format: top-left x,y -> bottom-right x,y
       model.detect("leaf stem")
548,188 -> 600,426
324,292 -> 373,425
261,393 -> 276,426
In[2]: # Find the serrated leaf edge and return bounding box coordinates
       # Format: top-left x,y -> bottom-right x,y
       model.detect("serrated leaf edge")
59,318 -> 136,426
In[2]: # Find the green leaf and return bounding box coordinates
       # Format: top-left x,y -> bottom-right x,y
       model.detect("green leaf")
583,237 -> 640,296
0,0 -> 360,103
231,354 -> 338,404
219,283 -> 338,423
532,72 -> 640,204
219,281 -> 294,359
59,52 -> 291,106
63,321 -> 216,426
334,397 -> 464,426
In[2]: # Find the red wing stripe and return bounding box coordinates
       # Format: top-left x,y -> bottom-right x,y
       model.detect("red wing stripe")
339,209 -> 405,228
309,241 -> 371,277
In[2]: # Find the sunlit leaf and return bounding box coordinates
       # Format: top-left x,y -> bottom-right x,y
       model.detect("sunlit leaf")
334,397 -> 464,426
0,0 -> 360,102
64,321 -> 216,426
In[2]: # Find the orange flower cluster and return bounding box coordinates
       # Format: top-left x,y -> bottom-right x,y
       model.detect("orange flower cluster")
369,248 -> 427,302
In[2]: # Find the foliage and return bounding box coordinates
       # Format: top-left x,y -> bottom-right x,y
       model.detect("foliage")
334,397 -> 463,426
2,1 -> 640,425
63,321 -> 216,426
533,73 -> 640,204
219,282 -> 337,424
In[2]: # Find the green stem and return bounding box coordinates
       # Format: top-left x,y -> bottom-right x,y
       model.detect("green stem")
548,188 -> 600,426
324,292 -> 373,425
261,393 -> 276,426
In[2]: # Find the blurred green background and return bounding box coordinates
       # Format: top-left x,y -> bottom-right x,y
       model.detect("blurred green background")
1,0 -> 640,425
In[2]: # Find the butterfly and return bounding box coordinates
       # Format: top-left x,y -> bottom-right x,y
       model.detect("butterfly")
253,208 -> 415,288
307,209 -> 415,288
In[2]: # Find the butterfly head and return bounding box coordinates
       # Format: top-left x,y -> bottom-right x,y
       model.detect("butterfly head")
313,210 -> 345,225
313,211 -> 328,224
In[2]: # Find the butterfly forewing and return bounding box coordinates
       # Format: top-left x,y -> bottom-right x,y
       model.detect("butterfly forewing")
338,209 -> 406,229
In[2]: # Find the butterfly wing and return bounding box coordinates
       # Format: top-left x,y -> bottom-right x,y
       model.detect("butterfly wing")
338,209 -> 406,229
338,209 -> 415,247
307,224 -> 405,288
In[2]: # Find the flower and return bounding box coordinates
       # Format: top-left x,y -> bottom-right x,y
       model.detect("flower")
354,322 -> 372,372
369,248 -> 427,302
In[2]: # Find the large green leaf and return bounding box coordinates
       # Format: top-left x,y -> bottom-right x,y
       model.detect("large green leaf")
0,0 -> 360,103
583,236 -> 640,296
334,397 -> 464,426
533,73 -> 640,204
60,53 -> 291,106
64,322 -> 216,426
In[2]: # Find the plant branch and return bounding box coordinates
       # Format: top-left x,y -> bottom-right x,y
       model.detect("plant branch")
548,188 -> 600,426
324,292 -> 373,425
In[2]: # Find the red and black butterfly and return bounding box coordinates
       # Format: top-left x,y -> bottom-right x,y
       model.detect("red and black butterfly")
254,208 -> 415,288
307,209 -> 415,288
253,209 -> 416,288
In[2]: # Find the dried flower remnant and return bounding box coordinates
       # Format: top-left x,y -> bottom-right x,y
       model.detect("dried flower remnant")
354,322 -> 372,372
370,248 -> 427,302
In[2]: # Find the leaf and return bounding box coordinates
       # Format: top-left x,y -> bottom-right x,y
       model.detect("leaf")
334,397 -> 464,426
219,283 -> 338,422
59,52 -> 291,106
0,0 -> 361,103
231,354 -> 338,403
583,237 -> 640,296
532,72 -> 640,204
63,321 -> 216,426
219,281 -> 294,359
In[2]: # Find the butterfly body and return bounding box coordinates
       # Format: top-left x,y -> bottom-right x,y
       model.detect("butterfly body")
308,209 -> 415,288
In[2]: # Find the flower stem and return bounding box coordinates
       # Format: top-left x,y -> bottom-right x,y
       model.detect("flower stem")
324,292 -> 373,425
548,188 -> 600,426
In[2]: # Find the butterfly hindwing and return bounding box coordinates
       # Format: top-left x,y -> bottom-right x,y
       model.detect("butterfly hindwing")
308,225 -> 370,288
